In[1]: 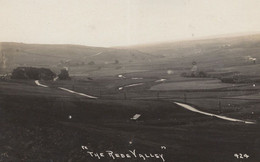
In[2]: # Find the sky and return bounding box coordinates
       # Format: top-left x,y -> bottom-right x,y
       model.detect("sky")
0,0 -> 260,47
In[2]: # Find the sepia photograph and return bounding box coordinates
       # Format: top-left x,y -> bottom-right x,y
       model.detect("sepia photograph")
0,0 -> 260,161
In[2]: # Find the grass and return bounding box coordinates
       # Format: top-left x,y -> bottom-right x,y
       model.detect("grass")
0,77 -> 260,161
1,34 -> 260,161
150,78 -> 242,91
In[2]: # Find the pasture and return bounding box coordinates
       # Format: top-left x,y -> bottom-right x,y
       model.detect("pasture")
1,34 -> 260,161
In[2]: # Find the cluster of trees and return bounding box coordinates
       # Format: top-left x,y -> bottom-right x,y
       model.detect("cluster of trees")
11,67 -> 56,80
220,75 -> 260,84
58,59 -> 120,67
11,67 -> 71,80
58,60 -> 85,67
180,71 -> 207,78
58,69 -> 70,80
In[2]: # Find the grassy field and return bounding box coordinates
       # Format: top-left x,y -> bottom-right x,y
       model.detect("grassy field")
1,80 -> 260,162
1,34 -> 260,161
150,78 -> 243,91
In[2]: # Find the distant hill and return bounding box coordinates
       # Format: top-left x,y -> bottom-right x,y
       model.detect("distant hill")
126,34 -> 260,72
129,34 -> 260,57
1,34 -> 260,77
0,42 -> 156,74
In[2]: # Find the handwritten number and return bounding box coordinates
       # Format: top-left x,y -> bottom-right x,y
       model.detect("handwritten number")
234,153 -> 249,159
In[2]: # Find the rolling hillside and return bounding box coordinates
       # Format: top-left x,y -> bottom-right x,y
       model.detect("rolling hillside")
129,34 -> 260,72
0,42 -> 155,74
1,34 -> 260,77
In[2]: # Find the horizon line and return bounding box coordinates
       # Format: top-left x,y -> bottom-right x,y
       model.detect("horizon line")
1,31 -> 260,48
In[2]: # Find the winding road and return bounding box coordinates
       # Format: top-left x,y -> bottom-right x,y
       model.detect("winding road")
174,102 -> 255,124
35,80 -> 97,99
58,87 -> 97,99
35,80 -> 255,124
118,83 -> 144,90
35,80 -> 48,88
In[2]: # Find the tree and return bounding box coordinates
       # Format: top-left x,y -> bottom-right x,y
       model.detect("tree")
180,72 -> 187,77
198,71 -> 207,77
114,59 -> 119,64
88,61 -> 95,65
58,69 -> 70,80
11,67 -> 56,80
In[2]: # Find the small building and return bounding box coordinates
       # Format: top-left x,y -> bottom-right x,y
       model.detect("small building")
191,61 -> 198,76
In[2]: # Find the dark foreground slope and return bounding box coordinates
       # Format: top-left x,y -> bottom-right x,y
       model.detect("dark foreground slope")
0,80 -> 260,162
